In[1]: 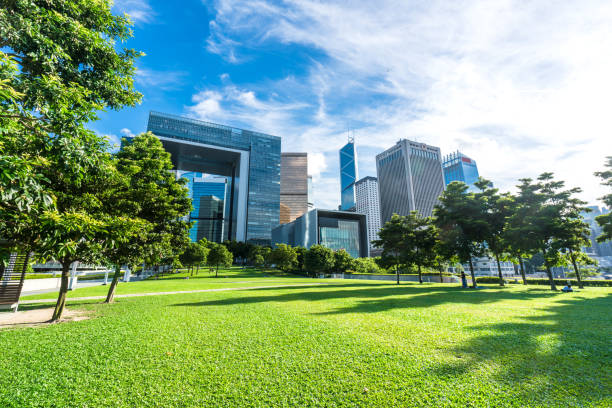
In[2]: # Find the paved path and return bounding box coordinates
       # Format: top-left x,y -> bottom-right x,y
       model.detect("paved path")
20,282 -> 331,304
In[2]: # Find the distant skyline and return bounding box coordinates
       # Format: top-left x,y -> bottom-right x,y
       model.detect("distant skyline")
98,0 -> 612,209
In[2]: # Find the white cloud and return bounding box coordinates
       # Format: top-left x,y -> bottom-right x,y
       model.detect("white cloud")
202,0 -> 612,206
135,68 -> 187,90
113,0 -> 155,24
120,128 -> 135,137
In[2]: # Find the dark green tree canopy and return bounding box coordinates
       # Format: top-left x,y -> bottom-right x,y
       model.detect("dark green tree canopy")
595,156 -> 612,242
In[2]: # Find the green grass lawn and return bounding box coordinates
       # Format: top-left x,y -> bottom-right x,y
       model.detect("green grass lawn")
2,280 -> 610,407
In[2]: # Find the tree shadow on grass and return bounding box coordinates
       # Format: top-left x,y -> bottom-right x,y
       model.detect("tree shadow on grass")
172,283 -> 560,313
427,293 -> 612,405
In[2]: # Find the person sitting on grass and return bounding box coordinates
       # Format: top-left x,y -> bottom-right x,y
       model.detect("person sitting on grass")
561,282 -> 574,293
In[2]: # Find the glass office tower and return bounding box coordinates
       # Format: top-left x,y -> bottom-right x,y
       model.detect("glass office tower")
178,171 -> 227,242
442,151 -> 480,191
339,139 -> 357,211
147,111 -> 281,245
376,139 -> 445,222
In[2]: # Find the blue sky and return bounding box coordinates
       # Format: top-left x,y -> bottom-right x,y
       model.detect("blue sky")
99,0 -> 612,208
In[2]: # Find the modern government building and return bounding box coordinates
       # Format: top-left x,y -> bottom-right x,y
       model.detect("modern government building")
147,111 -> 281,245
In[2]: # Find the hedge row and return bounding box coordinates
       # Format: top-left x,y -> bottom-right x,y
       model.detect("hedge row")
347,272 -> 453,277
475,276 -> 612,287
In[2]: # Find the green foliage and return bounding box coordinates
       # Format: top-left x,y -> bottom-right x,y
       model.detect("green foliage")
270,244 -> 298,272
208,243 -> 233,276
252,254 -> 265,269
433,182 -> 485,287
115,133 -> 191,267
0,0 -> 143,319
594,156 -> 612,242
304,244 -> 334,276
473,178 -> 514,285
375,212 -> 439,283
179,242 -> 209,270
333,249 -> 355,273
353,257 -> 383,274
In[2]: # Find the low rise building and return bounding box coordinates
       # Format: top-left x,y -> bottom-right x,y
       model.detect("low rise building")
272,209 -> 369,258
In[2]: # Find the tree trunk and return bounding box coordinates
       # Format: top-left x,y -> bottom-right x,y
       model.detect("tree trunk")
417,264 -> 423,284
468,257 -> 477,288
396,264 -> 400,285
196,265 -> 200,276
105,265 -> 122,303
568,249 -> 583,289
495,253 -> 504,287
51,262 -> 71,322
518,256 -> 527,285
544,261 -> 557,291
215,264 -> 219,278
438,265 -> 444,283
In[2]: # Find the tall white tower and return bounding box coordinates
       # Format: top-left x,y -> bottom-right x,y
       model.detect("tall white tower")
355,176 -> 381,254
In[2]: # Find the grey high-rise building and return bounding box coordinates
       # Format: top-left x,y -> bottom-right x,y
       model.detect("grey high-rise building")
147,111 -> 281,245
376,139 -> 445,222
280,153 -> 308,224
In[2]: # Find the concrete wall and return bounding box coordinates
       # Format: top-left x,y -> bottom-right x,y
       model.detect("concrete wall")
21,278 -> 62,292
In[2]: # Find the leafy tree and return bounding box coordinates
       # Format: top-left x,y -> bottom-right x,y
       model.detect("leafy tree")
433,182 -> 486,288
333,249 -> 355,274
522,173 -> 591,290
374,214 -> 406,285
208,243 -> 233,277
304,245 -> 334,277
253,253 -> 265,268
224,240 -> 252,266
295,246 -> 307,274
0,0 -> 142,321
400,212 -> 438,284
270,244 -> 298,272
504,178 -> 543,285
473,179 -> 514,286
179,242 -> 209,276
564,252 -> 598,279
594,156 -> 612,242
104,133 -> 191,302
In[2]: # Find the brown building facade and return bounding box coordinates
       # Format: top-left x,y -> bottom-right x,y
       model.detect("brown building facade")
280,153 -> 308,224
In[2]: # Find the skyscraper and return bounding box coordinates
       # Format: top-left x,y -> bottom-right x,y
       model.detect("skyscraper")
280,153 -> 308,224
147,111 -> 281,245
376,139 -> 445,222
355,176 -> 381,253
442,151 -> 480,191
339,138 -> 357,211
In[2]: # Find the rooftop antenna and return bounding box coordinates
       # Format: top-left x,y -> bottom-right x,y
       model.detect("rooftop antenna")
347,127 -> 355,144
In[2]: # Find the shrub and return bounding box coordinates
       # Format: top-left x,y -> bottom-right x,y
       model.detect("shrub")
353,257 -> 382,274
476,276 -> 506,284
